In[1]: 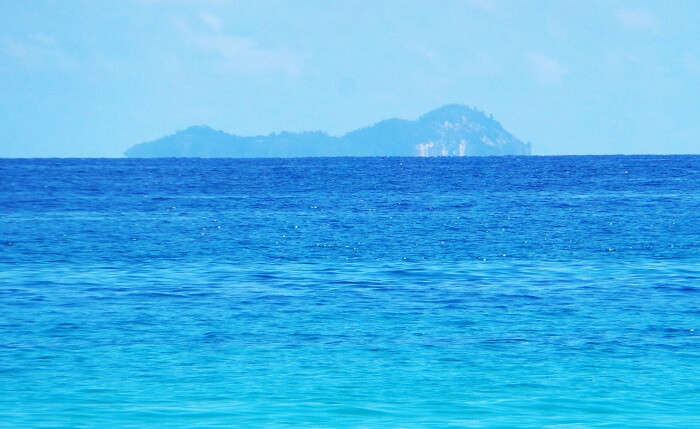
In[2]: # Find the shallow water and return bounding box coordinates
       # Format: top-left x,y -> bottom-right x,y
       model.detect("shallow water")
1,156 -> 699,427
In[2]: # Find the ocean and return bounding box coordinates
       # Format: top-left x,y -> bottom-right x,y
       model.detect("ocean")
1,156 -> 699,427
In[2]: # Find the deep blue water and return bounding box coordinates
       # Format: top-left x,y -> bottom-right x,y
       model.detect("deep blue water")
1,156 -> 699,428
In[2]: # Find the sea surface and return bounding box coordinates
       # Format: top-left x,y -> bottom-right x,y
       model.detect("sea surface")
1,156 -> 699,428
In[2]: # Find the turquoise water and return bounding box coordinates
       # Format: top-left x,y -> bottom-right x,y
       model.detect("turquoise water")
1,156 -> 699,427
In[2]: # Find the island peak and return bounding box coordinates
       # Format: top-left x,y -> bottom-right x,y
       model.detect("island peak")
125,105 -> 531,158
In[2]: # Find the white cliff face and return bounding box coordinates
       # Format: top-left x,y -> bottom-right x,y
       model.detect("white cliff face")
413,110 -> 529,157
417,142 -> 435,157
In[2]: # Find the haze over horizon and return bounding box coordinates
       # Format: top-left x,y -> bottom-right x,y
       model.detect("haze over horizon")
1,0 -> 699,157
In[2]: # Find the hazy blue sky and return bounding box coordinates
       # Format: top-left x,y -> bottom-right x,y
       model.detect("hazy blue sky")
1,0 -> 699,157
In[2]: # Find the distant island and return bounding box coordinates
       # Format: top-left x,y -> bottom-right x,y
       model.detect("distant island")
124,104 -> 531,158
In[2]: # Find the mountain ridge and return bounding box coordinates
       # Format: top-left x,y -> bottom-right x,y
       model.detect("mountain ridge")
125,105 -> 531,157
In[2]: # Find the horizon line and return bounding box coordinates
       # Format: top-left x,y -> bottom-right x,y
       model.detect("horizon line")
1,154 -> 699,160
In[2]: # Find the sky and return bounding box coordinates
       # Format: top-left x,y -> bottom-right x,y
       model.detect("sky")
1,0 -> 699,157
